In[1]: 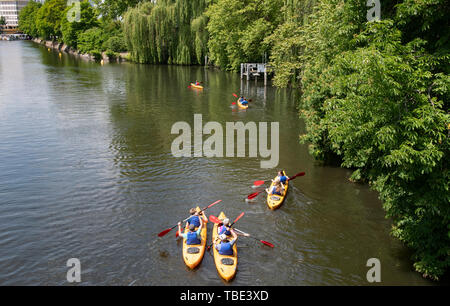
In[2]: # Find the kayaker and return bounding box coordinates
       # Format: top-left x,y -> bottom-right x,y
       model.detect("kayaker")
195,80 -> 200,86
218,218 -> 233,236
178,218 -> 203,245
239,96 -> 248,106
266,181 -> 284,196
273,170 -> 289,184
186,208 -> 206,228
214,231 -> 238,255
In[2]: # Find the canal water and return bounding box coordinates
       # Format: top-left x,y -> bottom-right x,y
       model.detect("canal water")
0,41 -> 432,285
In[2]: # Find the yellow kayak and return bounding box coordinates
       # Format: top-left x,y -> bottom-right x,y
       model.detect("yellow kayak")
182,206 -> 208,269
267,170 -> 289,210
237,99 -> 249,109
190,83 -> 203,89
212,212 -> 237,281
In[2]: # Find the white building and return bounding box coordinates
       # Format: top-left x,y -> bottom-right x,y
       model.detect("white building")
0,0 -> 30,28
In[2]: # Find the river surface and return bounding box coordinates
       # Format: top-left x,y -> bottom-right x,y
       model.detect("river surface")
0,41 -> 433,285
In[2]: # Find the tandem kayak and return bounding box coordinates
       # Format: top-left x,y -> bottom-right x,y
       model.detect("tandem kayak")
237,99 -> 249,109
212,212 -> 238,281
190,83 -> 203,89
182,206 -> 208,269
267,170 -> 289,210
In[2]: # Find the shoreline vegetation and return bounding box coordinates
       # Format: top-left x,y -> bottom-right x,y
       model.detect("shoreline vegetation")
19,0 -> 449,281
31,37 -> 130,63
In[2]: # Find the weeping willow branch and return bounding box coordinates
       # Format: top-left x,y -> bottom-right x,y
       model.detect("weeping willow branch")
123,0 -> 208,65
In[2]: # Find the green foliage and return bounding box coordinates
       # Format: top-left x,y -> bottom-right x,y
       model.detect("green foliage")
297,0 -> 449,280
205,0 -> 284,71
105,50 -> 119,60
19,0 -> 128,54
77,27 -> 105,54
89,49 -> 102,61
265,0 -> 316,87
123,0 -> 208,64
60,0 -> 99,48
0,15 -> 6,26
92,0 -> 142,19
18,1 -> 42,37
103,34 -> 127,53
35,0 -> 67,40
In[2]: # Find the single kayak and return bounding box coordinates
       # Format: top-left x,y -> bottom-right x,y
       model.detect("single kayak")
212,212 -> 238,281
190,83 -> 203,89
237,99 -> 249,109
182,206 -> 208,269
266,170 -> 289,210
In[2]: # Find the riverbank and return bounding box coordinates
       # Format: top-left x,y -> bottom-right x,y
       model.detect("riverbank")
31,38 -> 130,63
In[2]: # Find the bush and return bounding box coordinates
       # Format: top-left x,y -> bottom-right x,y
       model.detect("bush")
105,50 -> 119,60
103,35 -> 127,53
77,27 -> 105,54
89,50 -> 102,61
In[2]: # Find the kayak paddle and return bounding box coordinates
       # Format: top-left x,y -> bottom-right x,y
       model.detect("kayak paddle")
209,212 -> 244,227
207,212 -> 244,251
157,199 -> 222,237
233,228 -> 274,248
253,172 -> 305,187
246,190 -> 266,200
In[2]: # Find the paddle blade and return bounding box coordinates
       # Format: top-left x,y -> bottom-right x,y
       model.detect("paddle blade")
158,228 -> 172,237
253,180 -> 265,187
175,230 -> 179,238
231,102 -> 236,105
233,212 -> 245,224
232,93 -> 238,98
205,199 -> 222,210
247,191 -> 262,200
209,215 -> 221,224
261,240 -> 274,248
288,172 -> 305,181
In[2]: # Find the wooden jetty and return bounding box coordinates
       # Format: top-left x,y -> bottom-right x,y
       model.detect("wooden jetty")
240,63 -> 270,86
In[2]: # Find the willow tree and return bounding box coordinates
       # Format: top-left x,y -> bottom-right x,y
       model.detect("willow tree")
123,0 -> 208,65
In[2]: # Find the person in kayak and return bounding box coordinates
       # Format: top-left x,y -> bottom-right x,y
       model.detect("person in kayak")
218,218 -> 232,236
273,170 -> 289,184
266,181 -> 284,196
239,96 -> 248,106
214,231 -> 238,255
195,80 -> 200,86
178,218 -> 203,245
186,208 -> 206,228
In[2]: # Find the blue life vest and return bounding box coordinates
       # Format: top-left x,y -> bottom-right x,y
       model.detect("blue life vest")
279,175 -> 287,183
186,231 -> 201,245
188,215 -> 200,227
241,100 -> 248,105
219,226 -> 231,236
272,186 -> 282,195
218,242 -> 233,255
